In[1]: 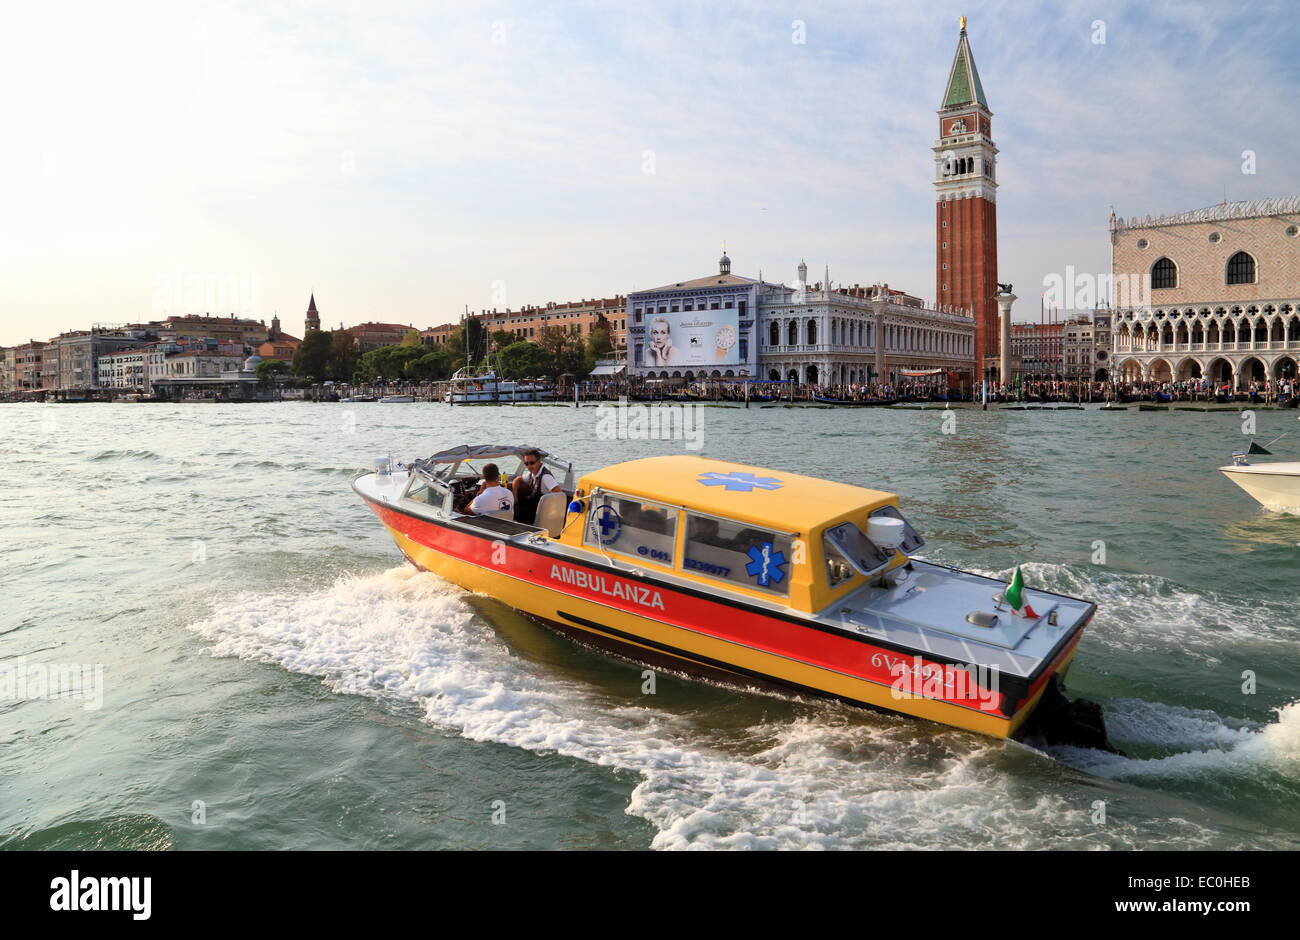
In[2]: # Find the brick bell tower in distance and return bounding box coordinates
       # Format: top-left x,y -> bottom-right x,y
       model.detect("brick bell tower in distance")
934,17 -> 999,382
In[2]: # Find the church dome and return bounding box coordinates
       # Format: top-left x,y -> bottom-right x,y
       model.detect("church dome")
243,353 -> 264,371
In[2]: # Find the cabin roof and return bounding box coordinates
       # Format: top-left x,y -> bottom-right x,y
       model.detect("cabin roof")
581,455 -> 895,532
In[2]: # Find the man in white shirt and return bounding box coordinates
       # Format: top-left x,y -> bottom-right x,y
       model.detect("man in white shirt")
466,463 -> 515,516
512,448 -> 562,525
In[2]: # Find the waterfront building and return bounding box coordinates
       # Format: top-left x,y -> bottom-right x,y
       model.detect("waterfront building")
346,321 -> 418,351
627,250 -> 759,379
158,313 -> 267,348
759,265 -> 975,386
152,352 -> 267,400
52,329 -> 142,391
1091,310 -> 1112,380
502,296 -> 627,348
15,341 -> 48,392
1010,322 -> 1060,377
1110,195 -> 1300,386
162,348 -> 246,379
935,19 -> 1000,383
1,346 -> 13,394
438,296 -> 628,355
420,324 -> 459,346
96,347 -> 148,391
256,314 -> 301,361
146,342 -> 183,392
1061,314 -> 1104,382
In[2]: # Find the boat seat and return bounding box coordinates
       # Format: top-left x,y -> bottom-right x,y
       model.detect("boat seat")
535,491 -> 568,538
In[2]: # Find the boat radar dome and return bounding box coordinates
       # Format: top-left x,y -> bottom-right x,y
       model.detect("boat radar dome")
867,516 -> 906,551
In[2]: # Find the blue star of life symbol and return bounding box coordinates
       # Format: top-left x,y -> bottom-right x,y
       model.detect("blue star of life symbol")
697,471 -> 784,493
592,505 -> 621,544
745,541 -> 787,586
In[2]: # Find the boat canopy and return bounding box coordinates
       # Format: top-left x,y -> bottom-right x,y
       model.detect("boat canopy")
413,444 -> 556,467
409,444 -> 574,489
580,455 -> 896,533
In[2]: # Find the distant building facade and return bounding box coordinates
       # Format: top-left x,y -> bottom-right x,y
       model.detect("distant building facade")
157,314 -> 267,348
0,346 -> 14,394
1111,195 -> 1300,386
759,263 -> 975,386
627,252 -> 759,379
15,341 -> 48,391
97,347 -> 148,390
256,315 -> 301,361
346,321 -> 418,351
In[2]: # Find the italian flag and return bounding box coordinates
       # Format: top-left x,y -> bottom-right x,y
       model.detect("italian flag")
1005,566 -> 1039,618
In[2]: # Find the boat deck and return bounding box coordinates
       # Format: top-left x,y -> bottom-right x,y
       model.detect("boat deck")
819,560 -> 1092,679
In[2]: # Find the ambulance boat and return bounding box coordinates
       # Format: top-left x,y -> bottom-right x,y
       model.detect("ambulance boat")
353,446 -> 1106,743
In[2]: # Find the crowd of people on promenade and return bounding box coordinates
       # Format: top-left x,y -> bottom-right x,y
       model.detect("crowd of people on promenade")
68,369 -> 1275,406
298,374 -> 1298,406
985,376 -> 1298,405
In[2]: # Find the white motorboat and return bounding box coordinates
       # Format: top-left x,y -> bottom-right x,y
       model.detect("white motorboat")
379,394 -> 415,403
444,367 -> 554,403
1220,427 -> 1300,513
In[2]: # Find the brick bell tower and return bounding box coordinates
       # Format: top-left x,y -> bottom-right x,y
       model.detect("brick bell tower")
935,17 -> 999,381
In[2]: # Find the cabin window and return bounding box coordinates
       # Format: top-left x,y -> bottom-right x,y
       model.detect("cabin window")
583,492 -> 678,566
682,514 -> 794,597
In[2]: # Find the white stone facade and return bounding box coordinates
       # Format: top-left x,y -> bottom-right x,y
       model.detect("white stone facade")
1111,196 -> 1300,386
758,275 -> 975,385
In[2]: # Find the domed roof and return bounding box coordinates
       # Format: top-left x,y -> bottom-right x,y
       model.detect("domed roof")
243,353 -> 264,371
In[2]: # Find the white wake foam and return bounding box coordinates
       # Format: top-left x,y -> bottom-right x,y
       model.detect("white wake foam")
1055,698 -> 1300,781
188,566 -> 1287,849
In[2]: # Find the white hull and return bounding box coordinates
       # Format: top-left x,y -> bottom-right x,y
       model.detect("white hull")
1220,462 -> 1300,513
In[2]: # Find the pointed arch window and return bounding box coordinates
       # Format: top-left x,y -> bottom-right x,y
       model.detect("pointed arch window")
1151,257 -> 1177,290
1226,251 -> 1255,285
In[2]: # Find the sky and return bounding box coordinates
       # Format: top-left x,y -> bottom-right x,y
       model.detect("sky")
2,0 -> 1298,345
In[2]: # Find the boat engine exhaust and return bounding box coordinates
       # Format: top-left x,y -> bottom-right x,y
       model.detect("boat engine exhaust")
1022,675 -> 1122,754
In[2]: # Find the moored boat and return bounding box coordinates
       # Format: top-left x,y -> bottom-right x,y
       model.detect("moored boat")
354,446 -> 1109,745
444,367 -> 554,403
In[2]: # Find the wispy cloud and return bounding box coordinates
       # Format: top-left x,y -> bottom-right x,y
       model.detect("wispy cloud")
1,0 -> 1297,341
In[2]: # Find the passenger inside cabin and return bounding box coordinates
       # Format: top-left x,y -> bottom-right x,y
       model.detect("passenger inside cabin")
512,448 -> 561,525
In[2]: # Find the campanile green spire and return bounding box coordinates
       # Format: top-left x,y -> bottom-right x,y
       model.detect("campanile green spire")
942,19 -> 988,110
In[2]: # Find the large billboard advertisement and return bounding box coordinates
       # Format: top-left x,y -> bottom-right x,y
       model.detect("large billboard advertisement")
642,310 -> 739,369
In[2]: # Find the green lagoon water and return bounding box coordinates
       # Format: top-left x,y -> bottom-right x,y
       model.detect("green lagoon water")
1,401 -> 1298,849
